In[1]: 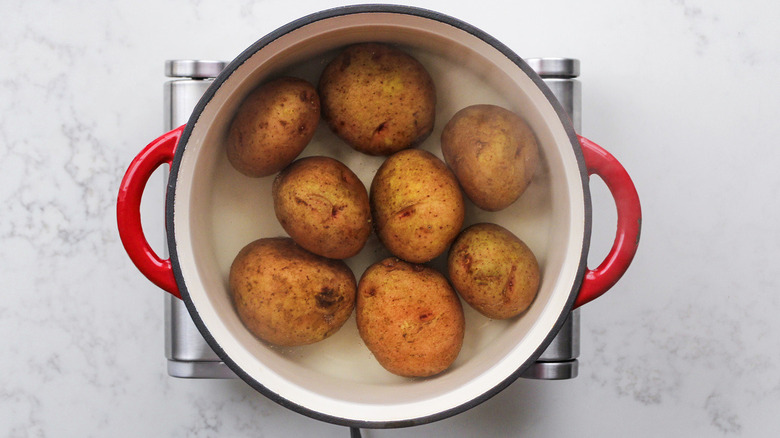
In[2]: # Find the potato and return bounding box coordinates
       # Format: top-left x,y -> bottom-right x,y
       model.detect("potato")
319,43 -> 436,156
447,223 -> 540,319
229,237 -> 356,346
370,149 -> 464,263
272,156 -> 371,259
441,104 -> 539,211
357,258 -> 465,377
226,77 -> 320,177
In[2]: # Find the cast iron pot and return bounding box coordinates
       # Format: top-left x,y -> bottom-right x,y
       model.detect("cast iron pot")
117,4 -> 641,429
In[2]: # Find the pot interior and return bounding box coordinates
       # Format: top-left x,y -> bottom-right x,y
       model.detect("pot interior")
170,8 -> 587,426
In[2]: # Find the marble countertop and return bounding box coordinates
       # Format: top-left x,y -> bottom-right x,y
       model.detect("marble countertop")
2,0 -> 779,436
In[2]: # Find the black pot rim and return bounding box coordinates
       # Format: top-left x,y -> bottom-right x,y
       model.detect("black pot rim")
166,3 -> 591,429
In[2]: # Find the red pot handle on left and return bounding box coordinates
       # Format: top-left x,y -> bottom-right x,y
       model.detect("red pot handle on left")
574,135 -> 642,308
116,126 -> 185,299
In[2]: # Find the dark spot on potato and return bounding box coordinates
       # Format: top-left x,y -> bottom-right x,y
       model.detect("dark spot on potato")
279,120 -> 288,127
397,205 -> 415,219
339,54 -> 352,71
418,225 -> 433,235
315,287 -> 342,308
419,312 -> 433,322
504,279 -> 514,299
374,121 -> 388,134
364,288 -> 377,297
460,253 -> 473,272
331,204 -> 346,218
502,265 -> 517,299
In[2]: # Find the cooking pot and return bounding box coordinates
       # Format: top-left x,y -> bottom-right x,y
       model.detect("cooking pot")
116,4 -> 641,428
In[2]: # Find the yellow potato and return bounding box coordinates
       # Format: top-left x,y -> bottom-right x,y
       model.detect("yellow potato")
227,77 -> 320,177
441,104 -> 539,211
319,43 -> 436,156
229,237 -> 356,346
272,156 -> 371,259
447,223 -> 540,319
370,149 -> 465,263
357,258 -> 465,377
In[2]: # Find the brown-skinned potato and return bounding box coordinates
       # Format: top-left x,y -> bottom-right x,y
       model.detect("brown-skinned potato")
272,156 -> 371,259
441,104 -> 539,211
229,237 -> 356,346
319,43 -> 436,156
447,223 -> 540,319
357,257 -> 465,377
227,77 -> 320,177
370,149 -> 464,263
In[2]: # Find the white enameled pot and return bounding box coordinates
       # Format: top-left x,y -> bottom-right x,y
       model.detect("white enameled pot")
117,4 -> 641,428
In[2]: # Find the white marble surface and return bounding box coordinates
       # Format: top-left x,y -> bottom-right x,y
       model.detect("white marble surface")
2,0 -> 779,436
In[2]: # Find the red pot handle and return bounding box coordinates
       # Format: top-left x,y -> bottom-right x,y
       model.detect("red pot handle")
574,135 -> 641,308
116,126 -> 185,299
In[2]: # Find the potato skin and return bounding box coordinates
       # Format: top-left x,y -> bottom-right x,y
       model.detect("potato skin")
357,258 -> 465,377
447,223 -> 540,319
370,149 -> 465,263
319,43 -> 436,156
441,104 -> 539,211
227,77 -> 320,177
229,237 -> 356,346
272,156 -> 371,259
